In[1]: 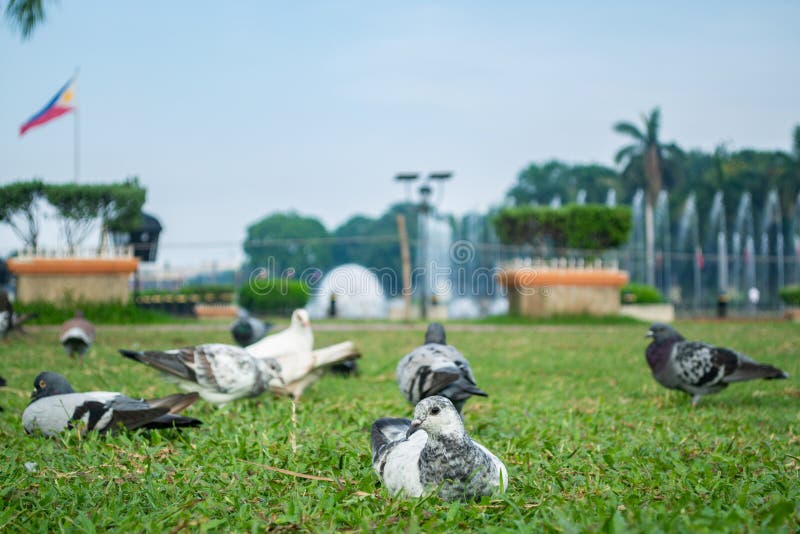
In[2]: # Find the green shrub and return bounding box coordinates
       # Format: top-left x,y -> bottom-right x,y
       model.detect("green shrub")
238,279 -> 309,315
15,300 -> 173,325
493,204 -> 632,250
779,285 -> 800,306
621,283 -> 663,304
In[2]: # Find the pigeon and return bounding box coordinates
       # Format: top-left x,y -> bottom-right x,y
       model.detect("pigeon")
22,371 -> 202,436
396,323 -> 487,413
269,341 -> 362,399
0,375 -> 5,411
247,309 -> 313,360
60,310 -> 95,359
231,310 -> 273,347
118,344 -> 284,405
328,360 -> 359,377
0,290 -> 37,338
645,323 -> 789,406
370,396 -> 508,501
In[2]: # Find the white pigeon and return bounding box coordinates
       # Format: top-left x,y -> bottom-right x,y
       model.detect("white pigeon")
269,341 -> 362,399
59,310 -> 95,359
23,371 -> 202,436
370,396 -> 508,501
247,309 -> 313,360
396,323 -> 487,413
118,344 -> 284,405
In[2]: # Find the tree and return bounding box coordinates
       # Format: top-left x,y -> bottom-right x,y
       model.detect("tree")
45,183 -> 106,249
244,212 -> 332,277
506,160 -> 621,206
613,108 -> 682,286
0,179 -> 46,251
4,0 -> 55,40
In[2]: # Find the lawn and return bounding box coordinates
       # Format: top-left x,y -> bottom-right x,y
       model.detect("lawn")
1,319 -> 798,532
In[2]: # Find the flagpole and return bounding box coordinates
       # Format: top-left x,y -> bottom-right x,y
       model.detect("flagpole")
73,68 -> 80,182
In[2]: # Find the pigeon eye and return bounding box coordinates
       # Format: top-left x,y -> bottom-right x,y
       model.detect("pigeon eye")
431,406 -> 441,415
39,380 -> 46,388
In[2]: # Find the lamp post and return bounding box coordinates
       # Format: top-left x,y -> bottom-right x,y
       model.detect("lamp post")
394,172 -> 453,320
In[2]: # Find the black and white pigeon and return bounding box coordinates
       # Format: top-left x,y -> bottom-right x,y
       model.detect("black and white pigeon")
370,396 -> 508,501
60,310 -> 95,359
118,344 -> 284,405
645,323 -> 789,406
230,310 -> 273,347
396,323 -> 487,413
22,371 -> 202,436
1,290 -> 36,338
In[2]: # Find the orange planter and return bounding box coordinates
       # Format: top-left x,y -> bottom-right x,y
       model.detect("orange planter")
497,268 -> 629,318
7,257 -> 139,304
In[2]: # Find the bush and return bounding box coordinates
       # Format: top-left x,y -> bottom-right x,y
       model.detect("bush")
238,279 -> 309,315
621,283 -> 663,304
493,204 -> 632,250
15,300 -> 173,325
779,285 -> 800,306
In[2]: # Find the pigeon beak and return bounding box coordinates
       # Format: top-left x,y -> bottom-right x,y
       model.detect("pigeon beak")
406,418 -> 422,439
269,375 -> 285,388
645,330 -> 654,338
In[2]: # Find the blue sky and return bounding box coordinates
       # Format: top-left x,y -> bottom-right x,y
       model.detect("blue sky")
1,1 -> 799,267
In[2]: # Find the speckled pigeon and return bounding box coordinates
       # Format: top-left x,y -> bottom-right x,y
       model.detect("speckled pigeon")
22,371 -> 202,436
370,396 -> 508,501
396,323 -> 487,413
645,323 -> 789,406
1,290 -> 36,338
59,310 -> 95,359
230,310 -> 273,347
119,344 -> 284,405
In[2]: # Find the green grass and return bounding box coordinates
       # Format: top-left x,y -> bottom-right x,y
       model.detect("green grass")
1,320 -> 798,532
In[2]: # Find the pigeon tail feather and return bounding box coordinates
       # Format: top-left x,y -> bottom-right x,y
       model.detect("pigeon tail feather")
310,341 -> 361,368
725,361 -> 789,383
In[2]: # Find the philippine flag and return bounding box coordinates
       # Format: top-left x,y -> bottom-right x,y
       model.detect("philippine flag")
19,76 -> 77,136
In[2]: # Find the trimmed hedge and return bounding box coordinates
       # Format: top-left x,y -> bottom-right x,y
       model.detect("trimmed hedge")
238,279 -> 309,315
779,285 -> 800,306
136,284 -> 235,304
621,283 -> 664,304
493,204 -> 632,250
14,300 -> 173,325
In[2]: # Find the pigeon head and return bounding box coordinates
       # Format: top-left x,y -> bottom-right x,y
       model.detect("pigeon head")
291,309 -> 311,329
31,371 -> 75,400
407,396 -> 463,439
645,323 -> 682,343
258,358 -> 285,388
424,323 -> 447,345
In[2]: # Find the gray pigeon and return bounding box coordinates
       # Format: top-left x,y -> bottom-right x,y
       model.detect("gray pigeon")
645,323 -> 789,406
230,310 -> 273,347
396,323 -> 487,413
0,375 -> 5,411
119,344 -> 284,405
60,310 -> 95,359
22,371 -> 202,436
370,396 -> 508,501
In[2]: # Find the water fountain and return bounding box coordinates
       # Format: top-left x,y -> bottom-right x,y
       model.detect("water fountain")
706,191 -> 728,294
576,189 -> 587,205
760,189 -> 784,306
605,188 -> 617,207
732,192 -> 756,302
676,193 -> 702,310
549,195 -> 562,209
417,213 -> 453,314
792,191 -> 800,285
307,263 -> 388,319
628,189 -> 646,284
654,190 -> 671,298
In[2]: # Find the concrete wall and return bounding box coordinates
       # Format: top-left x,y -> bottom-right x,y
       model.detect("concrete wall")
509,285 -> 622,317
16,273 -> 132,304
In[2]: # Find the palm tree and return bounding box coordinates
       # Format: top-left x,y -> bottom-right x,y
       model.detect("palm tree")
614,108 -> 682,286
4,0 -> 55,40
